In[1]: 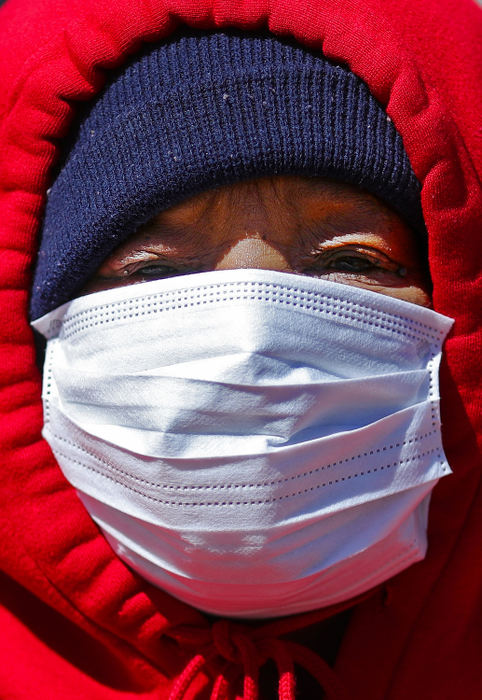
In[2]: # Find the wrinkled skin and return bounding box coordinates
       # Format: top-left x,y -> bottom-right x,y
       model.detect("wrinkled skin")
85,175 -> 431,307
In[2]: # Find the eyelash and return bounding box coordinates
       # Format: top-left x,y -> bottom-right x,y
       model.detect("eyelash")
302,246 -> 406,277
121,261 -> 196,279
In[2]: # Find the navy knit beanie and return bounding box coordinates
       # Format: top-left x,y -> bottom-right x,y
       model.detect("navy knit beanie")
31,30 -> 424,320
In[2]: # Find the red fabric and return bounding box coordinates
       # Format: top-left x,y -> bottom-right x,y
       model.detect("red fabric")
0,0 -> 481,698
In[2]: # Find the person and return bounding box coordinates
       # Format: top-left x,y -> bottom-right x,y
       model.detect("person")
0,1 -> 480,699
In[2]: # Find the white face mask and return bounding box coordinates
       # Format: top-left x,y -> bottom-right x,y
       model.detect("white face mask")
33,269 -> 453,619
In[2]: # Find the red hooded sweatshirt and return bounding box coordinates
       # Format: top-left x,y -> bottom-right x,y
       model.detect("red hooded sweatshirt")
0,0 -> 481,698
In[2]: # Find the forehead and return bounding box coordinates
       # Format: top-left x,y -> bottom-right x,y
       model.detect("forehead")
142,176 -> 392,229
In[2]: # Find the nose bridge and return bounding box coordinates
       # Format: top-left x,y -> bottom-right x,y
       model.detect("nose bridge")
212,178 -> 293,272
215,235 -> 290,272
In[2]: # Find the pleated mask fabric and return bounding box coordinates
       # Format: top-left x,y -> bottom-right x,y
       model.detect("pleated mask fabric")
33,269 -> 454,618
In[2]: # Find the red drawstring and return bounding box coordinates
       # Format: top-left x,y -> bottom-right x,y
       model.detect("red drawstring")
168,619 -> 349,700
281,640 -> 352,700
262,639 -> 296,700
209,671 -> 230,700
168,652 -> 207,700
233,631 -> 261,700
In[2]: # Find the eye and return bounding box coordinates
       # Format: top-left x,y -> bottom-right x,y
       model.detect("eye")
120,261 -> 193,280
135,263 -> 183,277
304,245 -> 402,277
326,253 -> 379,273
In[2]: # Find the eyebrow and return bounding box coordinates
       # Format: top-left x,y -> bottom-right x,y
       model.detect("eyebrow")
137,219 -> 199,242
320,201 -> 393,234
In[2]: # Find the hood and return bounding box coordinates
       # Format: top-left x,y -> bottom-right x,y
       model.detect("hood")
0,0 -> 480,698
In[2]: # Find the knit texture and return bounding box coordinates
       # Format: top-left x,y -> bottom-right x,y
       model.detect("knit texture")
31,30 -> 423,319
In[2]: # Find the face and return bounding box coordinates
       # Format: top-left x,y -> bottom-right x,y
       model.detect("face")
84,175 -> 431,307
